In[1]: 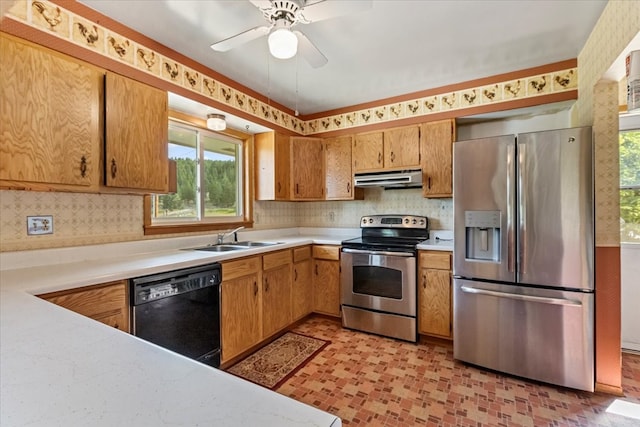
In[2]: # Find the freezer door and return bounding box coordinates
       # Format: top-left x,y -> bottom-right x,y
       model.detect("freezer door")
517,127 -> 594,290
454,135 -> 516,283
453,279 -> 594,391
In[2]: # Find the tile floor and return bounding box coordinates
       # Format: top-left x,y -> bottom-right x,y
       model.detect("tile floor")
274,316 -> 640,427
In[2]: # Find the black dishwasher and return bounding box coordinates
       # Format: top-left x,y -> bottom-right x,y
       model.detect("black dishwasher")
131,263 -> 222,368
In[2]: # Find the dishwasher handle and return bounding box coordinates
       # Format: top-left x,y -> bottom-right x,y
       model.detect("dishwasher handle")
460,286 -> 582,307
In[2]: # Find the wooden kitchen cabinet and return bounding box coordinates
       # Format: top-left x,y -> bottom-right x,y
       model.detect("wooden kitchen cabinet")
290,137 -> 324,199
418,250 -> 453,339
105,71 -> 168,192
292,246 -> 313,321
262,250 -> 293,338
221,256 -> 262,363
255,131 -> 291,200
312,245 -> 341,317
0,33 -> 102,192
255,133 -> 324,200
421,119 -> 456,198
38,280 -> 129,332
324,135 -> 362,200
353,125 -> 420,173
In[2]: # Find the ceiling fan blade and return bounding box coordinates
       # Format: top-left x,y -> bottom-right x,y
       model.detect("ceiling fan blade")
211,25 -> 271,52
294,30 -> 327,68
298,0 -> 372,24
249,0 -> 273,10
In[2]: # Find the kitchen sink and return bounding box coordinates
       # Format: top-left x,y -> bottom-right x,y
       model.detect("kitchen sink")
191,245 -> 247,252
232,241 -> 281,247
188,241 -> 282,252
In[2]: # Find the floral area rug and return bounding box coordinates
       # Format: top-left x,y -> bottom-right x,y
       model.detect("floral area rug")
226,332 -> 329,390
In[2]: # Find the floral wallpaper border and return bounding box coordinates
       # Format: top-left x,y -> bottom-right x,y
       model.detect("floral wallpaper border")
7,0 -> 578,135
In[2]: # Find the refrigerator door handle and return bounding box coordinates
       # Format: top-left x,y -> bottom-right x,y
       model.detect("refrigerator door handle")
460,286 -> 583,307
507,142 -> 515,273
517,142 -> 527,279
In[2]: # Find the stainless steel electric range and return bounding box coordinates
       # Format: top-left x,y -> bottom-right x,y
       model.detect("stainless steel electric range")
340,214 -> 429,342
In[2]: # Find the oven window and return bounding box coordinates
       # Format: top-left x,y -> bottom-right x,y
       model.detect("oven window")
353,266 -> 403,299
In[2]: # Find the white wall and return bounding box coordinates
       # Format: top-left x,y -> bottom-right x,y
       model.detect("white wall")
621,244 -> 640,351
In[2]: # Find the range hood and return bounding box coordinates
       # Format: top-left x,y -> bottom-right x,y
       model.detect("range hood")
354,169 -> 423,188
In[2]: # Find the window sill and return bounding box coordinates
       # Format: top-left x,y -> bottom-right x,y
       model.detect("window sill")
144,221 -> 253,236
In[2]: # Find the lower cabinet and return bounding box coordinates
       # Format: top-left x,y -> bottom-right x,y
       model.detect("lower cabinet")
221,256 -> 262,363
418,250 -> 453,339
38,280 -> 129,332
262,250 -> 293,338
312,245 -> 341,317
292,246 -> 313,321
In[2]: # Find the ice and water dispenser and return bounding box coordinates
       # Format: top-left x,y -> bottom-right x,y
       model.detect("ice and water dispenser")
464,211 -> 501,262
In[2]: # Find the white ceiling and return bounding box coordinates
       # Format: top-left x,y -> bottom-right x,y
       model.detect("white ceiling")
79,0 -> 607,127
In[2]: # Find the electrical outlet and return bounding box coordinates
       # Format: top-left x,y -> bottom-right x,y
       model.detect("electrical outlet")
27,216 -> 54,235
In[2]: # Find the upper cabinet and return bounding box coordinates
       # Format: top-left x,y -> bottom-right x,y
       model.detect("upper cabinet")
255,133 -> 324,201
105,72 -> 169,193
0,33 -> 101,192
0,34 -> 169,194
290,137 -> 324,200
324,135 -> 361,200
353,125 -> 420,173
421,119 -> 455,198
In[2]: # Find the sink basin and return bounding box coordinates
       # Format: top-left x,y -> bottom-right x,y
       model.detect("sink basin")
232,241 -> 281,247
191,245 -> 247,252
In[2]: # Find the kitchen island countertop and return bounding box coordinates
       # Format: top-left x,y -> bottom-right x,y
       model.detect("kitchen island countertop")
1,228 -> 357,427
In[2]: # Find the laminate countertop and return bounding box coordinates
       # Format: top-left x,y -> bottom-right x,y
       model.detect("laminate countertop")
0,227 -> 358,427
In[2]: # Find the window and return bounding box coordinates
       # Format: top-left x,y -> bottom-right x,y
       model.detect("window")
145,120 -> 251,234
619,115 -> 640,244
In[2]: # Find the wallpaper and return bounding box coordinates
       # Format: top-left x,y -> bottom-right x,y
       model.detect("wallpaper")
575,0 -> 639,246
6,0 -> 578,136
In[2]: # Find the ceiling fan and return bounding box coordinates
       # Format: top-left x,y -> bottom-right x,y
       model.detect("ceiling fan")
210,0 -> 371,68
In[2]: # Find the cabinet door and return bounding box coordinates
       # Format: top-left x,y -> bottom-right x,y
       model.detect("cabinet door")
221,272 -> 261,362
105,71 -> 168,192
384,125 -> 420,169
254,131 -> 291,200
353,132 -> 383,172
292,258 -> 313,321
421,119 -> 455,198
0,33 -> 100,190
290,137 -> 324,199
39,280 -> 129,332
418,267 -> 452,338
263,264 -> 292,338
313,259 -> 341,317
325,135 -> 355,200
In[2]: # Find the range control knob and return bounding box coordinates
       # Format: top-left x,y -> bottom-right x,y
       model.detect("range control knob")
369,218 -> 374,224
419,219 -> 425,225
412,219 -> 417,224
404,218 -> 409,224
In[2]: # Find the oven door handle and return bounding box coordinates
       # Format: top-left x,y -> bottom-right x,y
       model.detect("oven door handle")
341,248 -> 414,257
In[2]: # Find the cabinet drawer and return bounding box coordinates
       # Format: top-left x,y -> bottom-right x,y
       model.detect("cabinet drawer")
223,256 -> 261,281
313,245 -> 340,260
419,251 -> 452,270
293,245 -> 312,262
263,249 -> 292,270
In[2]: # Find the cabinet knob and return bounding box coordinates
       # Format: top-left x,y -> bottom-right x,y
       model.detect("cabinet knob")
428,176 -> 432,189
254,281 -> 258,296
377,152 -> 382,164
390,152 -> 395,162
265,278 -> 269,292
80,156 -> 87,178
277,182 -> 281,193
347,182 -> 351,193
294,268 -> 298,281
110,158 -> 118,179
315,264 -> 318,275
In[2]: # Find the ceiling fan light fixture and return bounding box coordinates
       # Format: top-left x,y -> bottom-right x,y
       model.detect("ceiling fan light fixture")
268,21 -> 298,59
206,113 -> 226,131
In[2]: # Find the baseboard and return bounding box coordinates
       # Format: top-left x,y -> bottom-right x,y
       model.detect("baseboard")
595,382 -> 624,396
622,342 -> 640,352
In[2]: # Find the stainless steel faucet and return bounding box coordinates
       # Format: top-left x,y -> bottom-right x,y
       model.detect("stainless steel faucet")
217,226 -> 245,245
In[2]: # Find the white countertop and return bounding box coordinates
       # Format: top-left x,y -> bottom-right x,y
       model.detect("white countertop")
416,230 -> 454,251
1,228 -> 358,427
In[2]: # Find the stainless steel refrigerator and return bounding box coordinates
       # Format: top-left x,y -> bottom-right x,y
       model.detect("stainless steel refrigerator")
453,127 -> 594,392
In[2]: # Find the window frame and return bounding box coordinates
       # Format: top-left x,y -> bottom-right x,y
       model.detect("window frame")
619,113 -> 640,244
143,111 -> 253,236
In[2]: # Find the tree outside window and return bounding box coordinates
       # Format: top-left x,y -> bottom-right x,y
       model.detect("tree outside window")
620,129 -> 640,243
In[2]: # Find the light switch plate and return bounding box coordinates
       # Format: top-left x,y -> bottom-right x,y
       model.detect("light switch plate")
27,216 -> 54,235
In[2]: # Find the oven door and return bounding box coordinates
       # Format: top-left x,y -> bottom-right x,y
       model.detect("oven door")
340,248 -> 416,316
